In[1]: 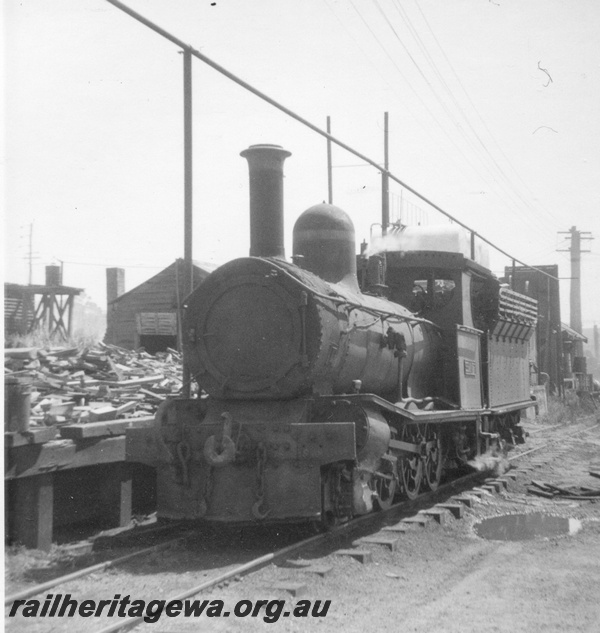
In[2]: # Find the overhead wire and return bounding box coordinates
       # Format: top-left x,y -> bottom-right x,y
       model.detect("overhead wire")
392,0 -> 544,216
361,1 -> 546,238
104,0 -> 559,283
322,0 -> 502,216
320,0 -> 449,165
370,0 -> 557,240
56,259 -> 168,269
325,0 -> 563,245
411,0 -> 566,230
324,0 -> 528,232
346,0 -> 519,209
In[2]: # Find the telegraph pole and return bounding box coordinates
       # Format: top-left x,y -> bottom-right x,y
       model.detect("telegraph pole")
182,48 -> 193,398
326,116 -> 333,204
22,222 -> 40,285
28,223 -> 34,285
381,112 -> 390,234
558,226 -> 593,356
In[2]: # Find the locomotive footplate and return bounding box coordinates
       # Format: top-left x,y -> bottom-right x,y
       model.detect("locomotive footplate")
148,398 -> 356,523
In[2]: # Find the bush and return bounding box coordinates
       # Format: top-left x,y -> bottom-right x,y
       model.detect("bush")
541,392 -> 589,425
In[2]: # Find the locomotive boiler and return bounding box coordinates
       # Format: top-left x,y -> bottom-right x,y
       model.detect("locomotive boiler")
133,144 -> 537,526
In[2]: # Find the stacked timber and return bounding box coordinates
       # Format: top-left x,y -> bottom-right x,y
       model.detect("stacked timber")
4,343 -> 184,443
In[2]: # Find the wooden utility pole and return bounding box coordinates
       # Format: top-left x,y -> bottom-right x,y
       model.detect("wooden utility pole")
558,226 -> 593,356
28,223 -> 34,285
381,112 -> 390,234
326,116 -> 333,204
182,49 -> 193,397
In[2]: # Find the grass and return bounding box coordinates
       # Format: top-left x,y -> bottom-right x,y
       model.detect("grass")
5,328 -> 101,351
4,542 -> 100,591
541,392 -> 595,425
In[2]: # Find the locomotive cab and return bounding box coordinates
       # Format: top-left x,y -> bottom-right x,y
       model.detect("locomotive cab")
359,226 -> 537,412
383,248 -> 494,409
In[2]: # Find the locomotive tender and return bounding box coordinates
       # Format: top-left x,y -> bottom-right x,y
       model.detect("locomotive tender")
136,144 -> 537,525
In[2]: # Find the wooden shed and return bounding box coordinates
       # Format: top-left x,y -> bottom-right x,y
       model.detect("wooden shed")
104,259 -> 216,352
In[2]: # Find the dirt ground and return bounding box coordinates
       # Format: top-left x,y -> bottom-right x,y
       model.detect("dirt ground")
5,411 -> 600,633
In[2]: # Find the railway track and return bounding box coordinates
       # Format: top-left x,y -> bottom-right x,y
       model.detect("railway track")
8,419 -> 596,633
5,463 -> 484,606
4,528 -> 191,605
94,441 -> 554,633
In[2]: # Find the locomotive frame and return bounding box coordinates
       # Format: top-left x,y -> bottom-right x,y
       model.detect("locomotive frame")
128,144 -> 537,527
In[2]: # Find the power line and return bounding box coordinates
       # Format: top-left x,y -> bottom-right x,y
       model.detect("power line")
324,0 -> 535,215
350,2 -> 548,240
58,259 -> 166,269
347,0 -> 518,206
392,1 -> 533,204
372,0 -> 561,239
325,0 -> 562,244
410,0 -> 566,230
103,0 -> 559,283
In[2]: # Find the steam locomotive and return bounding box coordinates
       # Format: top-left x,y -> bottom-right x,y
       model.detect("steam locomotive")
134,144 -> 537,526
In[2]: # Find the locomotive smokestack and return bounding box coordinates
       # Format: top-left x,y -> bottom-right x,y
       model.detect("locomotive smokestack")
240,144 -> 291,259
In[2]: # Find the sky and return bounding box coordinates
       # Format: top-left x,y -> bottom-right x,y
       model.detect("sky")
4,0 -> 600,329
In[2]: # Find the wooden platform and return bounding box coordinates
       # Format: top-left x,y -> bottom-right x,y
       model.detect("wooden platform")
4,418 -> 156,551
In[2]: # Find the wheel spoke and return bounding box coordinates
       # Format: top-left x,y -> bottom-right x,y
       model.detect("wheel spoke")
373,473 -> 397,511
423,424 -> 443,491
399,426 -> 423,499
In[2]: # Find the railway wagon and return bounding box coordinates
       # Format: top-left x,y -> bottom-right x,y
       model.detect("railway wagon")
130,144 -> 537,526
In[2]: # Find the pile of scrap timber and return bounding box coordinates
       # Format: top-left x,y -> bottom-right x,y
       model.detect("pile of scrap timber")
4,343 -> 184,440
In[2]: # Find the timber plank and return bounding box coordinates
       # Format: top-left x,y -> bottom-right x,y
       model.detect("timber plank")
103,375 -> 164,387
5,436 -> 126,479
4,347 -> 39,359
59,416 -> 155,439
4,427 -> 57,447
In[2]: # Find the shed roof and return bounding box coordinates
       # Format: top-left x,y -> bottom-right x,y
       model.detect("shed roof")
108,260 -> 219,306
561,322 -> 588,342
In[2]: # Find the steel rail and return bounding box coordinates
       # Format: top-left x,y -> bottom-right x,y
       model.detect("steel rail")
508,444 -> 547,461
527,419 -> 599,438
92,531 -> 328,633
505,418 -> 598,460
104,0 -> 559,284
4,533 -> 192,606
90,466 -> 501,633
90,461 -> 518,633
526,423 -> 564,435
5,420 -> 562,626
6,441 -> 549,630
347,438 -> 551,532
4,469 -> 486,623
5,415 -> 576,607
574,421 -> 600,435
